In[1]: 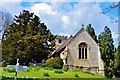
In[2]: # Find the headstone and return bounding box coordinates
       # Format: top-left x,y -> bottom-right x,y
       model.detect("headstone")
7,65 -> 16,68
16,66 -> 27,72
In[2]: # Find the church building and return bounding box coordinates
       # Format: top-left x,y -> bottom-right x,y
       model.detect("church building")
48,27 -> 104,76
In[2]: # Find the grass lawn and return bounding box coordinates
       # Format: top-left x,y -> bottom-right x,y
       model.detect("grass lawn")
0,67 -> 2,79
0,66 -> 105,79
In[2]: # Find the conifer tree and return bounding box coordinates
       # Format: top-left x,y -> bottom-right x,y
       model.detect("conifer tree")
98,26 -> 115,78
86,24 -> 98,43
2,10 -> 55,66
114,42 -> 120,77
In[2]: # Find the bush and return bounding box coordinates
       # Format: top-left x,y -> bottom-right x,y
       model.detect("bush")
43,72 -> 49,77
54,69 -> 64,74
4,68 -> 16,73
43,67 -> 54,71
41,64 -> 46,67
74,73 -> 79,77
8,68 -> 16,72
27,66 -> 41,72
54,57 -> 63,65
46,57 -> 63,69
3,67 -> 7,71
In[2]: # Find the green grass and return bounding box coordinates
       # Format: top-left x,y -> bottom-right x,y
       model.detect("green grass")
0,67 -> 104,78
0,67 -> 2,79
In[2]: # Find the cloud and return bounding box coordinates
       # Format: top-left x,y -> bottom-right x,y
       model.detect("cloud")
0,2 -> 118,46
29,2 -> 118,46
31,3 -> 56,17
112,32 -> 118,39
61,15 -> 70,27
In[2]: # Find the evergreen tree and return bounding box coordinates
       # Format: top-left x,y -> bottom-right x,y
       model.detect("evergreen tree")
86,24 -> 98,43
114,42 -> 120,77
98,26 -> 115,78
2,10 -> 55,66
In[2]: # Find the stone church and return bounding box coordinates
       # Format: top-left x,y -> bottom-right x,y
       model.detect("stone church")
48,27 -> 104,76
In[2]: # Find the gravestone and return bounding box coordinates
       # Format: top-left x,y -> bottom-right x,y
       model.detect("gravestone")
7,65 -> 16,68
16,66 -> 27,72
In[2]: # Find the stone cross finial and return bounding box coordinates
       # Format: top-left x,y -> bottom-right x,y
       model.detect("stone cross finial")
81,24 -> 84,27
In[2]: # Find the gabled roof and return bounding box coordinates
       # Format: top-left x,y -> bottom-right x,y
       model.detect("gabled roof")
48,35 -> 73,58
73,27 -> 86,39
68,27 -> 99,47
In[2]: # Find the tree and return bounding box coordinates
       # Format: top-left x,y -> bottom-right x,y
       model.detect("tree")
2,10 -> 55,66
86,24 -> 98,43
98,26 -> 115,78
114,42 -> 120,77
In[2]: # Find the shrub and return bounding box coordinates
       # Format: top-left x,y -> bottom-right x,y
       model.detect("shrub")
54,57 -> 63,65
8,68 -> 16,72
4,68 -> 16,73
54,69 -> 64,74
27,66 -> 41,72
3,67 -> 7,71
41,64 -> 46,67
46,57 -> 63,69
74,73 -> 79,77
43,67 -> 54,71
27,67 -> 31,72
34,66 -> 41,71
43,72 -> 49,77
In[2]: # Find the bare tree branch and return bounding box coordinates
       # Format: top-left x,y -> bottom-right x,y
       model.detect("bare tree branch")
101,2 -> 120,14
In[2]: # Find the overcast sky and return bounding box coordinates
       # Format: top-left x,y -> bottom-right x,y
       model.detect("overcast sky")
0,0 -> 119,47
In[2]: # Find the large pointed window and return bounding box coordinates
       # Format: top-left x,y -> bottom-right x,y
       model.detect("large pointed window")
79,43 -> 87,59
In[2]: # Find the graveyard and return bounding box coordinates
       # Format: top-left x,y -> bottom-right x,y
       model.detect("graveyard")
1,66 -> 105,79
0,57 -> 106,79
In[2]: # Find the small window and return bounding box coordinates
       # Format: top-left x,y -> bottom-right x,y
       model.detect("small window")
85,48 -> 87,59
82,48 -> 84,59
78,43 -> 87,59
58,39 -> 62,43
79,48 -> 81,59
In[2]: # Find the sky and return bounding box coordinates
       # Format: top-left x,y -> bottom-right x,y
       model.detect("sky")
0,0 -> 119,47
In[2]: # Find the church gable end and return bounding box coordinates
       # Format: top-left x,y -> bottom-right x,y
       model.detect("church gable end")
66,27 -> 101,72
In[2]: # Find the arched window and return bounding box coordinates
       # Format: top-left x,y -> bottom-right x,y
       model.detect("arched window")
79,43 -> 87,59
